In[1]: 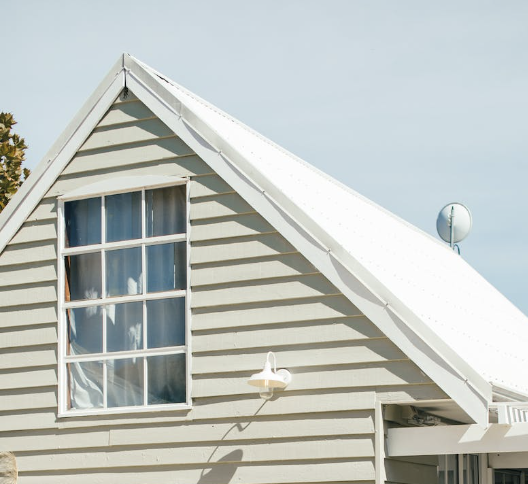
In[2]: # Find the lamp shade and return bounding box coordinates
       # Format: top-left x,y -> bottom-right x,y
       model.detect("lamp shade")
248,361 -> 287,389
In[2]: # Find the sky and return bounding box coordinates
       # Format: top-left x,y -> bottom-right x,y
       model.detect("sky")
2,1 -> 528,314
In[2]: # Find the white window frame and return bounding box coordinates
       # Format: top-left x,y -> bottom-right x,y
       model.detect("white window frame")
57,176 -> 191,417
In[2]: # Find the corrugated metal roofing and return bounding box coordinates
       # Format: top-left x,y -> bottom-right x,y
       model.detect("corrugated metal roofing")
135,57 -> 528,399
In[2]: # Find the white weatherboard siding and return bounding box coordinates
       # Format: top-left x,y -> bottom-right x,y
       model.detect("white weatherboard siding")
0,94 -> 446,484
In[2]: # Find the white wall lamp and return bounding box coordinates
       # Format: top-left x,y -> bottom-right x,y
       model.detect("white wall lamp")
248,351 -> 292,400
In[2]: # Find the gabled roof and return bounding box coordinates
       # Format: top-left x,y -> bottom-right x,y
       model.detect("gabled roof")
2,54 -> 528,426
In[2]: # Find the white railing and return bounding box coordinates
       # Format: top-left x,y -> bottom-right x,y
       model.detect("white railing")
490,402 -> 528,424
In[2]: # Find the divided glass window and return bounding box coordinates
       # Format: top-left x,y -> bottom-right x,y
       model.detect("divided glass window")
60,184 -> 188,413
438,454 -> 480,484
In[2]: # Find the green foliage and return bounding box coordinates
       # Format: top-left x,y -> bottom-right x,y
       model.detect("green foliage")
0,113 -> 30,213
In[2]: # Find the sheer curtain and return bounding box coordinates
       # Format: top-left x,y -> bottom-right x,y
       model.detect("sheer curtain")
69,361 -> 103,409
67,186 -> 187,410
145,186 -> 187,404
106,192 -> 141,242
65,198 -> 101,247
146,185 -> 186,236
106,302 -> 143,407
66,199 -> 105,409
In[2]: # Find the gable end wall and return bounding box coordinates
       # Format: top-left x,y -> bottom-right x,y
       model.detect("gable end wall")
0,92 -> 447,484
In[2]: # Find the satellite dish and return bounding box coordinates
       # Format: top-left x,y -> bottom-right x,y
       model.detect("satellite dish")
436,202 -> 472,249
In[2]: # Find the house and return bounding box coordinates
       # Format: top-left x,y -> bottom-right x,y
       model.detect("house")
1,53 -> 528,484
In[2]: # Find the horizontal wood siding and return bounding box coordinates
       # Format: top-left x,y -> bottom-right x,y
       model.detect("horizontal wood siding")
0,241 -> 56,267
18,462 -> 375,484
0,94 -> 447,484
0,303 -> 56,328
0,325 -> 56,349
0,261 -> 56,288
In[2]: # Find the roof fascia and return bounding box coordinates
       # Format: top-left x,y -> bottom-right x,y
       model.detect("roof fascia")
492,384 -> 528,403
0,56 -> 125,253
125,56 -> 491,426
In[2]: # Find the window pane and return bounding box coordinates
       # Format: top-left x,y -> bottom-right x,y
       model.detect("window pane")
438,456 -> 446,484
69,360 -> 103,409
65,198 -> 101,247
148,353 -> 186,404
146,242 -> 186,292
147,298 -> 185,348
66,252 -> 102,301
146,185 -> 186,237
446,454 -> 458,484
107,302 -> 143,352
495,472 -> 523,484
107,357 -> 144,408
67,306 -> 103,355
468,455 -> 479,484
106,247 -> 142,297
106,192 -> 142,242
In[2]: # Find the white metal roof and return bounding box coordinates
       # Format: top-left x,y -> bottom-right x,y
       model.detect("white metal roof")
2,54 -> 527,425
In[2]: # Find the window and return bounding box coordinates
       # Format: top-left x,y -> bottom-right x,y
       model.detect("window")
58,182 -> 189,415
438,454 -> 480,484
495,470 -> 527,484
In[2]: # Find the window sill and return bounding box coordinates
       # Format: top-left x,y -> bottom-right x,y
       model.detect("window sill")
57,402 -> 192,419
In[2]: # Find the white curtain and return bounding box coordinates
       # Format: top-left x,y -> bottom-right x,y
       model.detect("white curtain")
146,185 -> 186,236
106,302 -> 143,407
68,186 -> 187,410
105,192 -> 141,242
64,198 -> 101,247
69,361 -> 103,409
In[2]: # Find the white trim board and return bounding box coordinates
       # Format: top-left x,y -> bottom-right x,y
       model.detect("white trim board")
59,175 -> 187,200
489,452 -> 528,469
388,423 -> 528,456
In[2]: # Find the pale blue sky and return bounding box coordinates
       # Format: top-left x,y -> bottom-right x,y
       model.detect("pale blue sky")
3,1 -> 528,314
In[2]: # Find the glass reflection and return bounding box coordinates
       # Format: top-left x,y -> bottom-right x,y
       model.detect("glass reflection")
106,247 -> 142,297
147,298 -> 185,348
106,302 -> 143,352
107,357 -> 144,408
66,252 -> 101,300
67,306 -> 103,354
65,198 -> 101,247
148,353 -> 186,404
146,242 -> 186,292
146,185 -> 186,237
106,192 -> 141,242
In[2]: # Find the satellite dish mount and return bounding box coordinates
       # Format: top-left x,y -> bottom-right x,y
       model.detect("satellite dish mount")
436,202 -> 472,253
